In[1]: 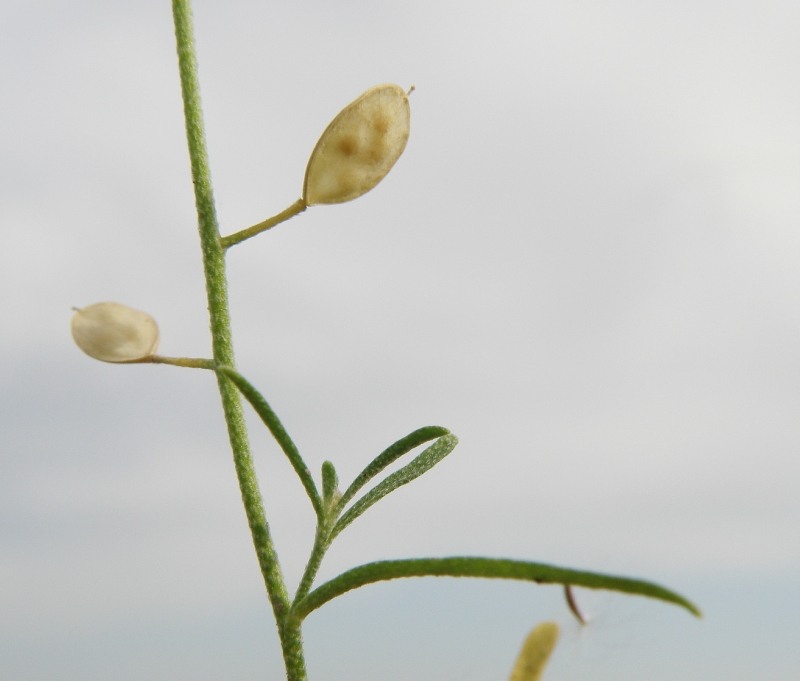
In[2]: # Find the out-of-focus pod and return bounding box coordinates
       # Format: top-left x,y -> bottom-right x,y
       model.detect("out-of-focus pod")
508,622 -> 559,681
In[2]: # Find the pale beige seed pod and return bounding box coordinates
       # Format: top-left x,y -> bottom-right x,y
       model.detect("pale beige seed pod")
303,84 -> 411,206
71,302 -> 159,363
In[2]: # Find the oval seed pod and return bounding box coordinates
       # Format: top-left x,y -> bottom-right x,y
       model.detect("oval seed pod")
71,302 -> 159,363
303,84 -> 411,206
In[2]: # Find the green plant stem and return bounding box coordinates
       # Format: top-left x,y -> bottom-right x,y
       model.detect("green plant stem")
221,198 -> 307,249
171,2 -> 306,679
293,523 -> 332,607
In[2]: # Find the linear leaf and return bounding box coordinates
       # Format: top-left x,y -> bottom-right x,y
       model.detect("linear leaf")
321,460 -> 340,515
219,367 -> 322,518
330,434 -> 457,540
337,426 -> 450,512
292,556 -> 701,620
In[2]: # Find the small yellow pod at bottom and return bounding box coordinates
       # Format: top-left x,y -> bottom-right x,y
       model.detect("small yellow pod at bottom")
508,622 -> 560,681
71,302 -> 159,363
303,84 -> 411,206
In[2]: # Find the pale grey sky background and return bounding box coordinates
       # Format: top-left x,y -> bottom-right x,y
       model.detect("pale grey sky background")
2,1 -> 799,679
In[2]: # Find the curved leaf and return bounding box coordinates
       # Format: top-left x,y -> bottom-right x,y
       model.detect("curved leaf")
337,426 -> 450,512
330,433 -> 457,540
219,367 -> 322,518
292,556 -> 702,620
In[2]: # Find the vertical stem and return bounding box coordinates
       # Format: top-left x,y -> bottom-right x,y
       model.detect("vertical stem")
171,2 -> 307,679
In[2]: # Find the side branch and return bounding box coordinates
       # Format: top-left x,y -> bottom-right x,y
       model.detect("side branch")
222,198 -> 307,249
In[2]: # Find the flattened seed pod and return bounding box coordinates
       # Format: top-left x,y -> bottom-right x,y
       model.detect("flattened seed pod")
303,84 -> 411,206
71,302 -> 159,363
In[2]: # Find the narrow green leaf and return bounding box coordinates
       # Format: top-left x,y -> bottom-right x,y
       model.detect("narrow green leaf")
509,622 -> 559,681
330,433 -> 457,540
321,460 -> 339,509
337,426 -> 450,512
219,367 -> 322,518
292,556 -> 702,620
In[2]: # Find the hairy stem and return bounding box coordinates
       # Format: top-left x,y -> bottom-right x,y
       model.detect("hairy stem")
171,1 -> 306,678
293,524 -> 332,608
